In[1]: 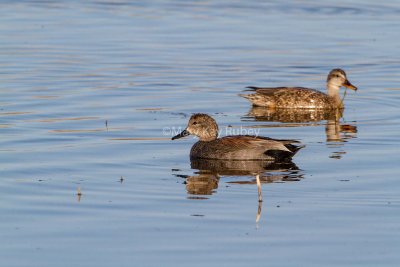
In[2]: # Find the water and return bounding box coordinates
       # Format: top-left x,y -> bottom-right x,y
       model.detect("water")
1,1 -> 400,266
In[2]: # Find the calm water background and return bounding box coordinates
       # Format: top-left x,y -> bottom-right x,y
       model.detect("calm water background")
1,1 -> 400,266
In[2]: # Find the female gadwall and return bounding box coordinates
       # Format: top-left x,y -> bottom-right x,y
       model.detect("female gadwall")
240,69 -> 357,109
172,113 -> 303,161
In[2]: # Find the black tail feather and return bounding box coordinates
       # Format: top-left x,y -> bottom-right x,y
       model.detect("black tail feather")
264,150 -> 294,161
285,144 -> 305,156
264,144 -> 304,161
245,86 -> 259,91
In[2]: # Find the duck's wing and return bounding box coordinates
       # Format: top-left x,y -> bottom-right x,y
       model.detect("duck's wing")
217,135 -> 303,161
217,135 -> 290,151
252,136 -> 304,155
246,87 -> 319,96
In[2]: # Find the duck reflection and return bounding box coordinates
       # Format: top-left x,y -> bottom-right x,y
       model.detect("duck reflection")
174,158 -> 303,223
243,107 -> 357,159
325,119 -> 357,143
185,171 -> 220,196
245,106 -> 341,123
184,159 -> 301,195
326,120 -> 357,159
190,158 -> 299,179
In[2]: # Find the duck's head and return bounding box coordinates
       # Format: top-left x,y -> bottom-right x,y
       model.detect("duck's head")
172,113 -> 219,142
327,69 -> 357,91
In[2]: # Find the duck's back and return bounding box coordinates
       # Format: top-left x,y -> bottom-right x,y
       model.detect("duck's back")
242,87 -> 337,109
190,135 -> 301,161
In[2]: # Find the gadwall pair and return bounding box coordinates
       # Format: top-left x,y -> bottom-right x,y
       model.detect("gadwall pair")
172,69 -> 357,162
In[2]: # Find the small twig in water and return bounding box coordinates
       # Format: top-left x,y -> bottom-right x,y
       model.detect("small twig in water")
340,87 -> 348,108
256,174 -> 262,203
256,198 -> 262,224
77,187 -> 82,202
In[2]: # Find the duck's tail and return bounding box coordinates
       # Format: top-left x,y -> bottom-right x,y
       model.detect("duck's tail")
286,143 -> 305,156
239,90 -> 273,107
238,93 -> 252,100
264,142 -> 304,161
245,86 -> 260,91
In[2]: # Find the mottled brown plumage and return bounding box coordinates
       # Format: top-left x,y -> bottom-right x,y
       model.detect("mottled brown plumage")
240,69 -> 357,109
172,113 -> 303,161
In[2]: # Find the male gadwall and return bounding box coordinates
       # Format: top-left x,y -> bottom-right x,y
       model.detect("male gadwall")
172,113 -> 303,161
240,69 -> 357,109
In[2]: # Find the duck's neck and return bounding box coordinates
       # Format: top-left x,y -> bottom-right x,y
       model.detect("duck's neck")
326,82 -> 342,107
198,127 -> 219,142
199,136 -> 216,142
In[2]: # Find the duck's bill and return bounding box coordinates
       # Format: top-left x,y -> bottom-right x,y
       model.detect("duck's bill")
343,80 -> 357,91
172,129 -> 190,140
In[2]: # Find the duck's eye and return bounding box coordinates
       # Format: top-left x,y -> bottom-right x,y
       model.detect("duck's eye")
192,122 -> 198,125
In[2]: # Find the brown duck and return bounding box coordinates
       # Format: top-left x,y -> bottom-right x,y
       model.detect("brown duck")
172,113 -> 303,161
240,69 -> 357,109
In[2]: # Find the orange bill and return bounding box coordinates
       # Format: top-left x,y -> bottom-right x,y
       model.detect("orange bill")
343,79 -> 357,91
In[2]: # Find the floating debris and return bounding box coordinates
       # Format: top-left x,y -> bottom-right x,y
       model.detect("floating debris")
77,187 -> 82,202
256,174 -> 262,203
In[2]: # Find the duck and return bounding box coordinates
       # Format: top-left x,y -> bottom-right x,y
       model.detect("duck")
240,69 -> 357,109
171,113 -> 303,161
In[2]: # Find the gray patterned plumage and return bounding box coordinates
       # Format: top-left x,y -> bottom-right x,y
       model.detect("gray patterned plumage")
172,113 -> 303,161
